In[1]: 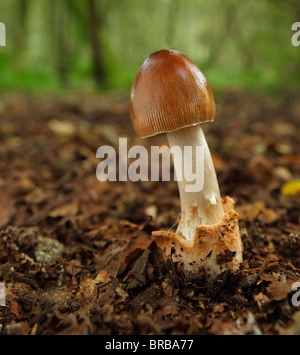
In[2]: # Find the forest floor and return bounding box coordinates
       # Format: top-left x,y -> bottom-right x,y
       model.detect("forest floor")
0,89 -> 299,335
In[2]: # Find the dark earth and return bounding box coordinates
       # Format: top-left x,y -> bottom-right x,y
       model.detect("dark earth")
0,89 -> 299,335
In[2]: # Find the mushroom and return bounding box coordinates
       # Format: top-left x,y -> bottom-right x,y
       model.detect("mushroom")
130,49 -> 243,277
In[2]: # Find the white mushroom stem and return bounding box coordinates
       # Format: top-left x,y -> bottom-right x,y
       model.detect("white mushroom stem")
167,124 -> 225,242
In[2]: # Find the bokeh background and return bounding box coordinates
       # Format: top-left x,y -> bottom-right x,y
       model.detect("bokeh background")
0,0 -> 299,93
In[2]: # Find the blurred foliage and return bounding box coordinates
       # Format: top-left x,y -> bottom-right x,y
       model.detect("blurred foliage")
0,0 -> 299,93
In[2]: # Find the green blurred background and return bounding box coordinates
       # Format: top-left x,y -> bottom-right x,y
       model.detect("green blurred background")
0,0 -> 299,94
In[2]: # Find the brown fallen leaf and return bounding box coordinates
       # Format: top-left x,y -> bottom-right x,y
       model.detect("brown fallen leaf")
266,280 -> 295,302
124,247 -> 151,290
0,205 -> 15,228
80,201 -> 107,216
254,292 -> 271,311
48,201 -> 79,218
248,155 -> 275,183
155,303 -> 180,320
10,300 -> 31,320
237,201 -> 278,224
95,243 -> 129,277
118,232 -> 153,276
25,188 -> 54,205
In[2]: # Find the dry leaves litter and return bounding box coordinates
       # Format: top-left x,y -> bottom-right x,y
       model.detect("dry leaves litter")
0,90 -> 299,335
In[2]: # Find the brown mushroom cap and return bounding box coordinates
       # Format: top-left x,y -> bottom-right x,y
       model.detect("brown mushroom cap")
130,49 -> 216,138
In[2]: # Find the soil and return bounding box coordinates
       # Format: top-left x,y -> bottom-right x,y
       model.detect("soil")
0,89 -> 299,335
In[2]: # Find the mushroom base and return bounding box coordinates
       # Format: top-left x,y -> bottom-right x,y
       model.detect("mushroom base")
153,197 -> 243,278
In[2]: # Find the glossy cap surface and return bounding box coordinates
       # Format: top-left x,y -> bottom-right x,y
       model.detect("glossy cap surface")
130,49 -> 216,138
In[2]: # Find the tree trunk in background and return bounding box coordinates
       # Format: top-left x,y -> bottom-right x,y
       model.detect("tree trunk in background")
87,0 -> 106,87
58,2 -> 69,85
208,0 -> 254,69
51,0 -> 70,85
15,0 -> 30,69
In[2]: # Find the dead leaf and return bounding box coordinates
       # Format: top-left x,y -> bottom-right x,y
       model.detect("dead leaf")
48,119 -> 76,136
124,248 -> 151,290
254,293 -> 271,310
237,201 -> 278,224
0,205 -> 15,228
267,281 -> 294,302
49,201 -> 79,218
25,188 -> 53,205
118,233 -> 152,276
95,243 -> 129,277
10,300 -> 30,320
248,155 -> 275,182
80,201 -> 107,216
